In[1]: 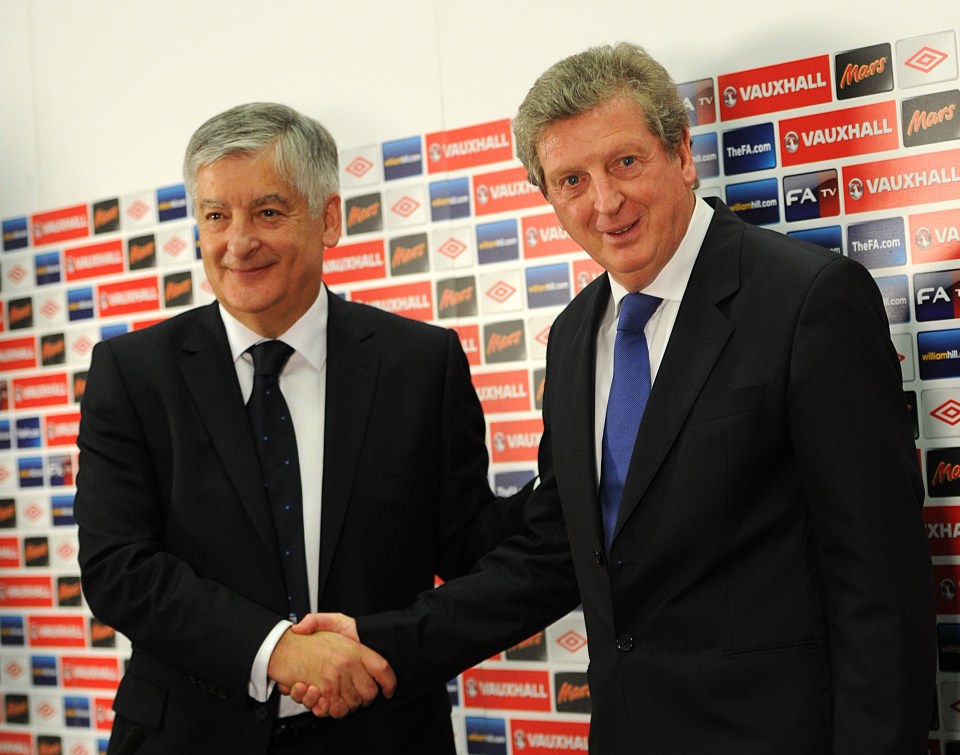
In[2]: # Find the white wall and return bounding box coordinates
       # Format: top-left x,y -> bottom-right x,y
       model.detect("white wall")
1,0 -> 952,219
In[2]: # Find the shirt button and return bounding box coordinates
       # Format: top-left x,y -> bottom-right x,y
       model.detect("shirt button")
616,634 -> 634,652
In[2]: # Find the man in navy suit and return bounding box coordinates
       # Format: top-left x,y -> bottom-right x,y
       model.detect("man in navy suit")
295,44 -> 936,753
75,102 -> 527,754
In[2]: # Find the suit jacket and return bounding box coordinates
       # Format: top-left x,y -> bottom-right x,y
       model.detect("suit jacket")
75,288 -> 524,754
360,198 -> 936,754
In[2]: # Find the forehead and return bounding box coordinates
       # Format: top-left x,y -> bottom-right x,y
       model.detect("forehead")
196,152 -> 291,198
536,98 -> 657,169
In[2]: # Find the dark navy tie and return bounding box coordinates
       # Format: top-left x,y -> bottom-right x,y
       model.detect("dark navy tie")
246,341 -> 310,622
599,292 -> 662,552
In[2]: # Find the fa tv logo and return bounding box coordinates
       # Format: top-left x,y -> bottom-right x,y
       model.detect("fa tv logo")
915,269 -> 960,322
783,169 -> 840,221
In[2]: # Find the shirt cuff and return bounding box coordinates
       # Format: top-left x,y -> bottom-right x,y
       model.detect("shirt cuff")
248,619 -> 293,701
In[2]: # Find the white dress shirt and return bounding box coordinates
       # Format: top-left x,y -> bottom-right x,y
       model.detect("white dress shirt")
593,196 -> 714,473
218,285 -> 328,713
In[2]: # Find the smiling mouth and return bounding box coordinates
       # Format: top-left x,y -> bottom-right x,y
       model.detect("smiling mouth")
606,220 -> 637,235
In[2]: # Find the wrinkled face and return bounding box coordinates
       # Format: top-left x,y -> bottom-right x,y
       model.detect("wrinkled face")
537,97 -> 697,292
195,152 -> 341,337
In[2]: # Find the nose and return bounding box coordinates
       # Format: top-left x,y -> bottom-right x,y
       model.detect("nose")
225,216 -> 260,258
592,173 -> 624,216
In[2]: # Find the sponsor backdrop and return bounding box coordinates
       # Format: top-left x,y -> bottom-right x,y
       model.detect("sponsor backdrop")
1,7 -> 959,754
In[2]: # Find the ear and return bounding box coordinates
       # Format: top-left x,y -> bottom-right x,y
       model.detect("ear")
320,194 -> 342,248
675,128 -> 698,189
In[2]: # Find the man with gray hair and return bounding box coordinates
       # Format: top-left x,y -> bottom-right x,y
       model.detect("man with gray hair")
296,44 -> 936,753
75,102 -> 528,754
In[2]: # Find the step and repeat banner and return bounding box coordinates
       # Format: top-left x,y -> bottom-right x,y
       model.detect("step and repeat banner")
1,25 -> 959,755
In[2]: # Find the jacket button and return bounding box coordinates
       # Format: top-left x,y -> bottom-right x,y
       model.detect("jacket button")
616,634 -> 634,652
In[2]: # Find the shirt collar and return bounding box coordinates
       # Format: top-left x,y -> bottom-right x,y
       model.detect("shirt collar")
219,284 -> 328,372
608,194 -> 714,313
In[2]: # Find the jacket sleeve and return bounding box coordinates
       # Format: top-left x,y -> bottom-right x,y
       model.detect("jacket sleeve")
358,373 -> 581,690
788,257 -> 935,752
75,339 -> 282,697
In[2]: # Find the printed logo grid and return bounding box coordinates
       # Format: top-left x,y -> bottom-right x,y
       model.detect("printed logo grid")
1,27 -> 959,753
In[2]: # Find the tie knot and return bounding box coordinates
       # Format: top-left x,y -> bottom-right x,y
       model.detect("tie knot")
618,292 -> 661,334
249,340 -> 294,378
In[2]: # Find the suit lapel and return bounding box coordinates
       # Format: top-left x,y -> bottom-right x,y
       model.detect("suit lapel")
179,304 -> 278,555
551,277 -> 610,549
613,200 -> 742,545
318,292 -> 379,600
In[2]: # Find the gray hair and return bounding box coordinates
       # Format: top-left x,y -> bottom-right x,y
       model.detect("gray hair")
183,102 -> 339,218
513,42 -> 697,193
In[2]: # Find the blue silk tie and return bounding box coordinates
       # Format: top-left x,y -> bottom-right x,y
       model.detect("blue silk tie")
246,341 -> 310,622
599,292 -> 662,552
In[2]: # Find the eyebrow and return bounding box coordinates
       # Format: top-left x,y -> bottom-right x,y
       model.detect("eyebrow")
197,194 -> 293,210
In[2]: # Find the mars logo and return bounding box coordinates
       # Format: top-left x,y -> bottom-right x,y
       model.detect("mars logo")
389,233 -> 429,276
915,269 -> 960,322
928,446 -> 960,498
909,207 -> 960,264
344,193 -> 383,236
834,43 -> 893,100
901,90 -> 960,148
484,320 -> 526,364
436,276 -> 478,319
718,55 -> 831,121
783,170 -> 840,222
92,198 -> 120,234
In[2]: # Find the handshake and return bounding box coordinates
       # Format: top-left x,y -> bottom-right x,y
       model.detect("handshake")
268,612 -> 397,720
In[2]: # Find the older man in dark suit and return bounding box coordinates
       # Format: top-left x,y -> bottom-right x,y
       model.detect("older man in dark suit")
75,102 -> 527,754
295,43 -> 936,753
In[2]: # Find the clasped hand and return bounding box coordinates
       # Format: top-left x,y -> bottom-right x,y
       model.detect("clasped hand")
269,613 -> 395,719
